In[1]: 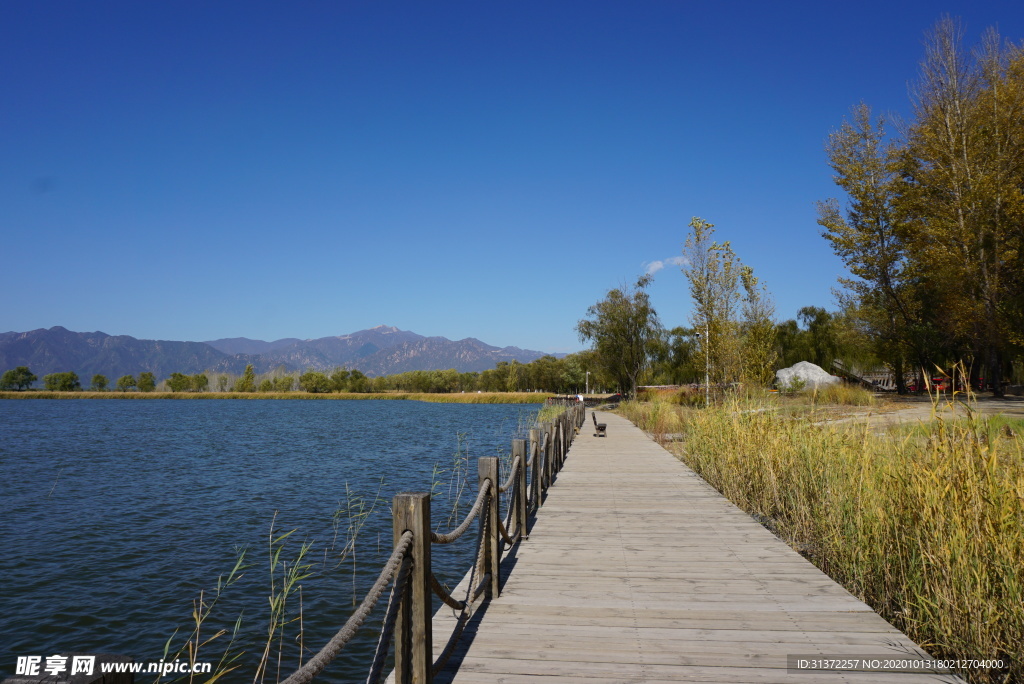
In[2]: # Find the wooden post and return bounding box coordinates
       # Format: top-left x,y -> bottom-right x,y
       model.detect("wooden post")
512,438 -> 528,539
553,419 -> 561,473
561,413 -> 569,466
392,492 -> 432,684
542,422 -> 553,491
529,427 -> 540,510
478,456 -> 501,598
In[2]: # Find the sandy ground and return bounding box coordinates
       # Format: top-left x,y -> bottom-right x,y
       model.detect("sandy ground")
817,393 -> 1024,429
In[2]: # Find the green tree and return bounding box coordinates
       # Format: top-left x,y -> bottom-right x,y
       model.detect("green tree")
902,18 -> 1024,393
576,274 -> 661,397
274,376 -> 294,392
258,379 -> 274,392
91,374 -> 108,391
682,217 -> 744,385
116,375 -> 137,391
330,368 -> 351,392
817,103 -> 920,393
234,365 -> 256,392
192,373 -> 209,392
167,372 -> 191,392
347,370 -> 368,393
217,374 -> 229,392
1,366 -> 37,390
138,372 -> 156,392
43,372 -> 80,391
739,266 -> 778,386
298,370 -> 331,393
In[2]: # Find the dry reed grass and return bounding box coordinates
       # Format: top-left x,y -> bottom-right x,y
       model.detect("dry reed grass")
619,396 -> 1022,684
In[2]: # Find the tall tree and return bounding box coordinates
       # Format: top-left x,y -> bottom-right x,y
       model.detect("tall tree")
138,372 -> 156,392
576,275 -> 661,397
681,217 -> 749,386
817,104 -> 924,392
739,266 -> 778,385
902,17 -> 1024,393
167,372 -> 191,392
298,371 -> 330,393
235,365 -> 256,392
1,366 -> 37,390
43,372 -> 80,391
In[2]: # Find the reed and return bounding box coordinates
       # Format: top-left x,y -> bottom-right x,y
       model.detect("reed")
254,516 -> 315,684
158,548 -> 249,684
620,395 -> 1023,683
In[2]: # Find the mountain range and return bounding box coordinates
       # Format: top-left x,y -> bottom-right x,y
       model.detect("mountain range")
0,325 -> 558,382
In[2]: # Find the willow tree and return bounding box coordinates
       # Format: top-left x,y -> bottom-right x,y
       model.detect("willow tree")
576,275 -> 661,397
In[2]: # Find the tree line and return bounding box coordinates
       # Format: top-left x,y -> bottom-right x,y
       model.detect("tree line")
818,17 -> 1024,395
0,355 -> 604,395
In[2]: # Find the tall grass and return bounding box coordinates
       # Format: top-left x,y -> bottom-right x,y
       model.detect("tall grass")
620,396 -> 1022,684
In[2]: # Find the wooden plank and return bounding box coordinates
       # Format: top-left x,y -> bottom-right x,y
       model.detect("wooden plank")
387,412 -> 964,683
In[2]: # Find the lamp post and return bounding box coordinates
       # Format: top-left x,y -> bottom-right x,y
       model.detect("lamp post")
585,370 -> 590,396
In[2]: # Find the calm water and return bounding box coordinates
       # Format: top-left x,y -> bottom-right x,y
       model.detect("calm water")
0,399 -> 535,682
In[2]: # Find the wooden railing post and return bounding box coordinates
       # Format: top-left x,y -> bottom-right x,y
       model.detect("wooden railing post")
529,427 -> 541,509
512,438 -> 528,539
561,413 -> 569,466
542,422 -> 553,491
478,457 -> 501,598
392,492 -> 432,684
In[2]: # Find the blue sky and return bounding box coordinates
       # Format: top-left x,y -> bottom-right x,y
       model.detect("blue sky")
4,2 -> 1024,353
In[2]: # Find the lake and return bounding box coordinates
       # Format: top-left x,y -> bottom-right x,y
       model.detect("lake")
0,399 -> 536,682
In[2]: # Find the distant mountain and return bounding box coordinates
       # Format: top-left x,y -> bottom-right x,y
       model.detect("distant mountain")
203,337 -> 303,356
352,336 -> 552,375
242,326 -> 428,370
0,327 -> 273,381
0,325 -> 559,384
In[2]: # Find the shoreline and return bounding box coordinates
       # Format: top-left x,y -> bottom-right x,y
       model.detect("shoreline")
0,390 -> 553,404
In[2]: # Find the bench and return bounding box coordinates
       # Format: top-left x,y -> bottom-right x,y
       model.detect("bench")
593,412 -> 607,437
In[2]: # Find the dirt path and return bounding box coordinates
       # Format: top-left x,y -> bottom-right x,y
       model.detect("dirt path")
819,394 -> 1024,429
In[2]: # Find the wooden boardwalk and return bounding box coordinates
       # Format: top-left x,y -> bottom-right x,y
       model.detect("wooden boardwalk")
423,411 -> 964,683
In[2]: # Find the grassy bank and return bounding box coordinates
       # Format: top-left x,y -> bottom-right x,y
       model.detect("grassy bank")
0,390 -> 553,403
619,396 -> 1022,684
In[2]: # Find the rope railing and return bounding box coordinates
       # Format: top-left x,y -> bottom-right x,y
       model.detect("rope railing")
365,554 -> 412,684
430,480 -> 491,545
281,402 -> 586,684
498,455 -> 520,493
281,530 -> 414,684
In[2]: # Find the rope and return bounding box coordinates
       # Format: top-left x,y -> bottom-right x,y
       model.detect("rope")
431,479 -> 491,544
281,531 -> 413,684
364,554 -> 412,684
429,573 -> 467,611
498,456 -> 520,493
498,517 -> 519,546
433,497 -> 492,675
